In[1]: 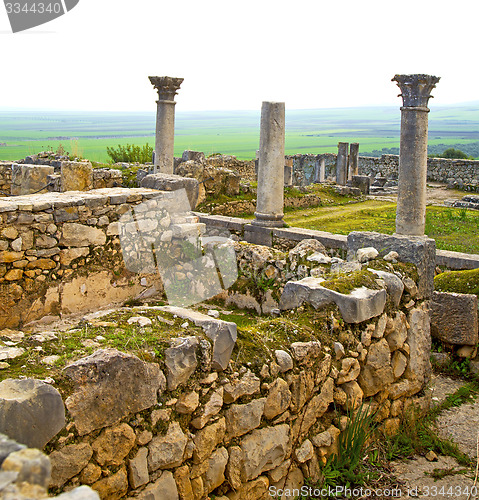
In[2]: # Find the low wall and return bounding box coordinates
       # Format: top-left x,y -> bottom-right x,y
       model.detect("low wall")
0,188 -> 164,329
288,153 -> 479,188
0,240 -> 431,500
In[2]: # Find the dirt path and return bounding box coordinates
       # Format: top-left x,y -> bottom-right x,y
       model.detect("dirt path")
369,182 -> 465,206
391,376 -> 479,499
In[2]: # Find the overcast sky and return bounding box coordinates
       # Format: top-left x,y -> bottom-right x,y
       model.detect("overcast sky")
1,0 -> 477,112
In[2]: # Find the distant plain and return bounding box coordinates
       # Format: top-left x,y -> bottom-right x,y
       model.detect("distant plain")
1,104 -> 479,162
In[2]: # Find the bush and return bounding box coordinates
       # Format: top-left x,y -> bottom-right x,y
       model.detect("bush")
106,143 -> 153,164
438,148 -> 473,160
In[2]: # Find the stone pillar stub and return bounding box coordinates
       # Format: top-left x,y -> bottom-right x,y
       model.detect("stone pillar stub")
348,143 -> 359,180
149,76 -> 184,174
392,74 -> 440,236
336,142 -> 348,185
254,101 -> 285,227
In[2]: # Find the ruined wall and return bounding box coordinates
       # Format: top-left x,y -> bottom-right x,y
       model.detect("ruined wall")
0,162 -> 13,197
0,240 -> 431,500
289,153 -> 479,188
0,188 -> 163,329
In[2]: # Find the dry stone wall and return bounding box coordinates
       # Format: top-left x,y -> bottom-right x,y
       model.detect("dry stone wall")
289,153 -> 479,188
0,188 -> 165,329
0,240 -> 431,500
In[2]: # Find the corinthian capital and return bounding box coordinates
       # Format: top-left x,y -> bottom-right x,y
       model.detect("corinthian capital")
149,76 -> 184,101
392,74 -> 440,108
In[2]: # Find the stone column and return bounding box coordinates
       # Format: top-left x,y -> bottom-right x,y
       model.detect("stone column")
253,101 -> 285,227
336,142 -> 348,185
348,143 -> 359,180
149,76 -> 184,174
393,74 -> 440,236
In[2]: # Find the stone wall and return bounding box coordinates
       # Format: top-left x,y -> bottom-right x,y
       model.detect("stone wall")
287,153 -> 479,188
0,162 -> 13,197
0,188 -> 165,329
0,240 -> 431,500
0,162 -> 122,197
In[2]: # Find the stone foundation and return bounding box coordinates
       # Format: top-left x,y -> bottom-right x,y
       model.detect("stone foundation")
0,188 -> 165,328
0,240 -> 431,500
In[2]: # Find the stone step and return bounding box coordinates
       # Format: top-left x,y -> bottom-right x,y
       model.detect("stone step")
279,276 -> 386,323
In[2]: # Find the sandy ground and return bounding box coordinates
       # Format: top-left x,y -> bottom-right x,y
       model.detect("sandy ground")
368,182 -> 466,206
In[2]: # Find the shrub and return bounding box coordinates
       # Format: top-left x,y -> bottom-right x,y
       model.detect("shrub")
106,143 -> 153,164
438,148 -> 473,160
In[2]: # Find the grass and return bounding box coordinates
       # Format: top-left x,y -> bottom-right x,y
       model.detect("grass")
1,105 -> 479,162
434,267 -> 479,297
386,383 -> 479,468
285,203 -> 479,254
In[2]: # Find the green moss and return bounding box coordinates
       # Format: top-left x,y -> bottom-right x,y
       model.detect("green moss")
434,268 -> 479,297
321,270 -> 382,295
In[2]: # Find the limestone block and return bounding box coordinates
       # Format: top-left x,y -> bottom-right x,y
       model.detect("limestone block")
356,247 -> 379,263
61,161 -> 93,192
0,433 -> 25,466
226,446 -> 243,490
1,448 -> 51,489
347,231 -> 436,299
205,447 -> 228,493
226,476 -> 269,500
137,471 -> 178,500
11,164 -> 54,195
190,387 -> 223,429
92,466 -> 128,499
280,277 -> 386,324
223,370 -> 260,403
49,443 -> 93,488
264,378 -> 292,420
226,398 -> 266,439
430,291 -> 478,346
176,391 -> 200,414
340,381 -> 364,410
240,424 -> 290,481
60,223 -> 106,247
128,447 -> 149,489
404,304 -> 431,392
369,268 -> 405,306
392,351 -> 408,379
294,439 -> 314,463
336,358 -> 361,384
274,350 -> 293,373
0,378 -> 65,449
63,349 -> 162,435
357,338 -> 394,397
59,247 -> 90,266
192,417 -> 226,464
290,341 -> 321,367
289,239 -> 327,261
92,423 -> 136,466
147,421 -> 187,472
165,337 -> 199,391
174,465 -> 194,500
290,371 -> 315,413
386,311 -> 408,351
161,306 -> 237,371
295,377 -> 334,438
54,485 -> 100,499
141,173 -> 200,209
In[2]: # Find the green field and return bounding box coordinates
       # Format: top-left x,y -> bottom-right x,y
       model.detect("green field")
1,105 -> 479,162
285,202 -> 479,254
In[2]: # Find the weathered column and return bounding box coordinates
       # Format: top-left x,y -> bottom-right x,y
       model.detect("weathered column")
393,74 -> 440,235
336,142 -> 348,185
348,143 -> 359,180
149,76 -> 184,174
253,101 -> 285,227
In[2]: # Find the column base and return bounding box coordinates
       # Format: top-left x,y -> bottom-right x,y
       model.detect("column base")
252,212 -> 285,227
